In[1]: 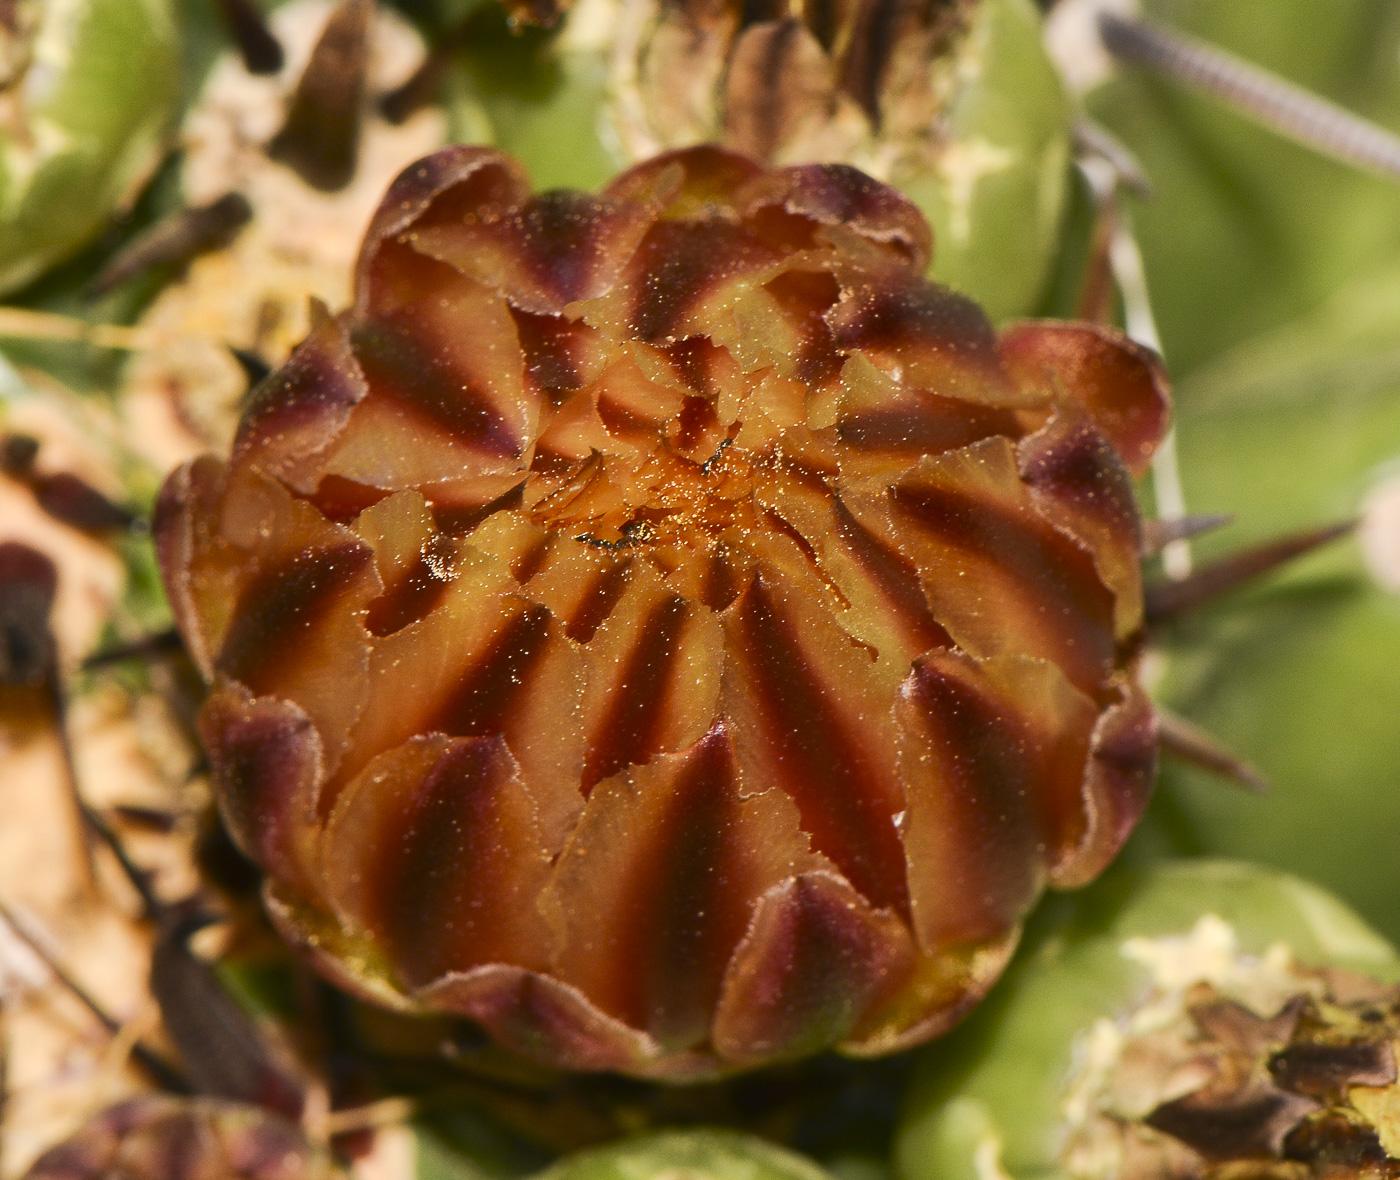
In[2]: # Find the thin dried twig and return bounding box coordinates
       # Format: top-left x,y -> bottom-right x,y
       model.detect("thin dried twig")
317,1095 -> 417,1139
0,900 -> 189,1094
75,806 -> 308,1118
83,629 -> 185,670
47,684 -> 98,891
0,308 -> 178,352
79,806 -> 162,918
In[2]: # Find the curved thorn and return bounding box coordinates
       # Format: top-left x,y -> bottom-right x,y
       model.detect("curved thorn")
1145,520 -> 1357,623
84,193 -> 252,300
1141,513 -> 1233,557
1074,117 -> 1153,198
1157,708 -> 1268,794
1099,14 -> 1400,182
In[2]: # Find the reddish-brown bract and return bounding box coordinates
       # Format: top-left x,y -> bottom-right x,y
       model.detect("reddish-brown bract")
157,146 -> 1167,1078
23,1097 -> 327,1180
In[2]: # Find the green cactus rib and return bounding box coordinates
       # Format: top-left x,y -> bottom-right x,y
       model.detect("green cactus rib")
0,0 -> 180,296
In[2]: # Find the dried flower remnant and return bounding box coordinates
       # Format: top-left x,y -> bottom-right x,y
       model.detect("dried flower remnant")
214,0 -> 287,76
1,433 -> 136,534
268,0 -> 374,193
610,0 -> 979,169
157,145 -> 1167,1077
452,0 -> 1071,318
23,1096 -> 333,1180
1060,921 -> 1400,1180
0,541 -> 58,693
897,861 -> 1400,1180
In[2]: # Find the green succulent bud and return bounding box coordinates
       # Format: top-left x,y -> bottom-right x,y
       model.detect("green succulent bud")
896,860 -> 1400,1180
0,0 -> 180,295
537,1130 -> 834,1180
451,0 -> 1070,320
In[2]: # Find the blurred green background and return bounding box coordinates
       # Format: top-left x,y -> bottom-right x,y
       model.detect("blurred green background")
1075,0 -> 1400,943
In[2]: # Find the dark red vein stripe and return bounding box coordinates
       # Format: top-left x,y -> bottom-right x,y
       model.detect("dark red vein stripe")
622,221 -> 779,344
712,871 -> 915,1064
431,605 -> 555,738
325,735 -> 551,986
352,318 -> 524,461
888,467 -> 1116,695
552,727 -> 786,1046
831,495 -> 952,654
562,560 -> 634,643
365,535 -> 457,637
580,595 -> 691,792
216,542 -> 372,696
897,652 -> 1088,948
725,578 -> 909,915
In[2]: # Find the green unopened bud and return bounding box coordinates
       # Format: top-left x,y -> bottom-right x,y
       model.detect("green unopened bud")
0,0 -> 179,295
538,1131 -> 834,1180
453,0 -> 1070,319
896,860 -> 1400,1180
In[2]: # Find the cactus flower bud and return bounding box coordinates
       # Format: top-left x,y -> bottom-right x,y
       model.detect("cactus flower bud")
156,145 -> 1167,1077
0,0 -> 179,295
897,860 -> 1400,1180
23,1098 -> 330,1180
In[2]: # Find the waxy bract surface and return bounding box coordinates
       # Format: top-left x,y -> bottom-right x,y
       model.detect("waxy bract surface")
157,144 -> 1166,1077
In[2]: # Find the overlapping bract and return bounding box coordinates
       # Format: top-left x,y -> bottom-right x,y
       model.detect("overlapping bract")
157,145 -> 1168,1077
23,1098 -> 328,1180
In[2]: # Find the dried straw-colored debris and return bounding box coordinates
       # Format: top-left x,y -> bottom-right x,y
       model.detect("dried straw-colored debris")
0,4 -> 461,1171
121,0 -> 446,473
0,398 -> 205,1176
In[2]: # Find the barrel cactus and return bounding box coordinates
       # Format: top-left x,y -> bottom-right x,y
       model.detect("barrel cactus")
155,143 -> 1167,1077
